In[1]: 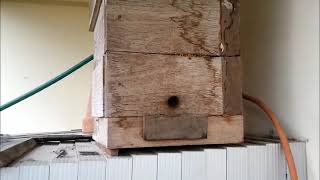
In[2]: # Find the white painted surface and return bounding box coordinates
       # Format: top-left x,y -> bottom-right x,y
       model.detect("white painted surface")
266,143 -> 286,180
204,148 -> 227,180
241,0 -> 319,179
181,150 -> 206,180
0,167 -> 19,180
131,154 -> 157,180
226,147 -> 248,180
157,152 -> 182,180
106,157 -> 132,180
247,145 -> 268,180
0,1 -> 93,134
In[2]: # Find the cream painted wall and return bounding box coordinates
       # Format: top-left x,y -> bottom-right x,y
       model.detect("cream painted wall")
1,1 -> 93,134
242,0 -> 319,179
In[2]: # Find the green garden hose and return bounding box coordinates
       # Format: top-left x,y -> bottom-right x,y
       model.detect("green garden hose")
0,54 -> 93,111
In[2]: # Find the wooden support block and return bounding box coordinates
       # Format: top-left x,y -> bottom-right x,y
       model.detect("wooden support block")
94,115 -> 243,149
91,0 -> 240,56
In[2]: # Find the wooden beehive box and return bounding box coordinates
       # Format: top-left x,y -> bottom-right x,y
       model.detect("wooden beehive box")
89,0 -> 243,154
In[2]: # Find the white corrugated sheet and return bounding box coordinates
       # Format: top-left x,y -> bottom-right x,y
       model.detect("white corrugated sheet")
0,139 -> 307,180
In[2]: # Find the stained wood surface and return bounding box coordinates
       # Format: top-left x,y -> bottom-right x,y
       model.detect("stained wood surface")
220,0 -> 240,56
103,52 -> 224,117
94,115 -> 243,149
91,0 -> 240,56
223,57 -> 242,115
0,138 -> 36,167
143,115 -> 208,140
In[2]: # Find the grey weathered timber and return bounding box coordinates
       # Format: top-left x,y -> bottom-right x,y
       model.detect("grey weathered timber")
223,56 -> 242,115
220,0 -> 240,56
143,115 -> 208,140
92,54 -> 242,118
91,0 -> 240,56
0,138 -> 36,167
103,52 -> 224,117
90,0 -> 243,150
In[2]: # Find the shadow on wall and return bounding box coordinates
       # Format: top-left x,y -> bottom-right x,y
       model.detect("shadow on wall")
242,0 -> 300,136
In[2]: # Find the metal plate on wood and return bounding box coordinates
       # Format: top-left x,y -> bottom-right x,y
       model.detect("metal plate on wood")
143,115 -> 208,140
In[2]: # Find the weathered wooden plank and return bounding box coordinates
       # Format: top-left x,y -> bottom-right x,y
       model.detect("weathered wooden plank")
89,0 -> 103,32
92,0 -> 239,56
223,56 -> 242,115
93,115 -> 243,149
220,0 -> 240,56
103,52 -> 224,117
0,138 -> 36,167
92,60 -> 104,117
93,0 -> 105,64
143,115 -> 208,140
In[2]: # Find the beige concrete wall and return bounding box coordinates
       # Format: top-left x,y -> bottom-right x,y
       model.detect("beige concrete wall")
242,0 -> 319,179
0,0 -> 93,134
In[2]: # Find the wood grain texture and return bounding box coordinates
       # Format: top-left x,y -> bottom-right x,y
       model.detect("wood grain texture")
89,0 -> 103,32
223,56 -> 242,115
104,0 -> 221,55
93,115 -> 243,149
103,52 -> 224,117
92,60 -> 104,117
92,0 -> 240,56
143,115 -> 208,140
0,138 -> 36,167
93,1 -> 105,65
220,0 -> 240,56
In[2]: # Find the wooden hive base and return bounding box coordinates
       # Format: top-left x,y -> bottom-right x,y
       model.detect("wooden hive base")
93,115 -> 243,156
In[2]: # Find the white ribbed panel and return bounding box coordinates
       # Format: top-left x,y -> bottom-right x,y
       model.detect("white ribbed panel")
266,143 -> 286,180
106,157 -> 132,180
19,162 -> 49,180
181,150 -> 206,180
131,154 -> 157,180
76,142 -> 106,180
49,143 -> 78,180
49,160 -> 78,180
287,142 -> 307,180
247,145 -> 268,180
157,152 -> 182,180
226,147 -> 248,180
204,148 -> 226,180
0,167 -> 19,180
78,160 -> 106,180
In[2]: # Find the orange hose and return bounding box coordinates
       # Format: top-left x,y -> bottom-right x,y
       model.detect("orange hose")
243,93 -> 298,180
